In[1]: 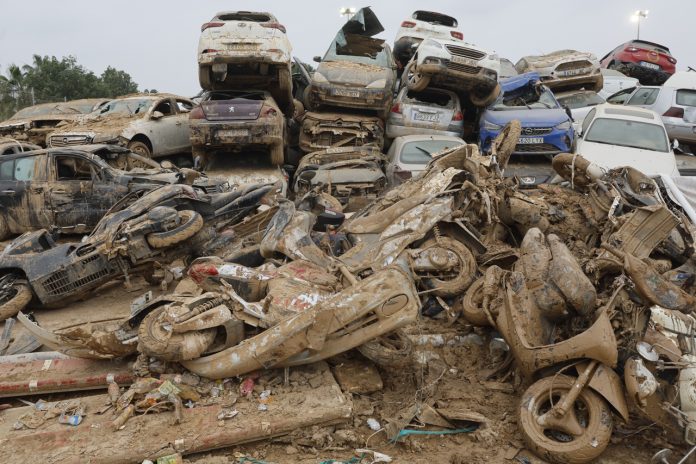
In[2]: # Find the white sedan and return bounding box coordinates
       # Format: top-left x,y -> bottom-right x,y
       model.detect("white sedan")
576,103 -> 678,176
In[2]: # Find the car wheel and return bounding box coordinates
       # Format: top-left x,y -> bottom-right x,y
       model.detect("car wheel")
146,210 -> 204,249
198,65 -> 212,90
470,83 -> 501,107
591,73 -> 604,92
357,330 -> 413,368
404,62 -> 430,92
127,140 -> 152,158
0,274 -> 32,321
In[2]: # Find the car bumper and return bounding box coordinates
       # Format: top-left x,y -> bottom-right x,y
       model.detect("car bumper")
309,83 -> 391,112
418,60 -> 497,91
386,122 -> 461,139
190,119 -> 283,149
480,127 -> 574,156
540,71 -> 602,90
665,121 -> 696,144
616,62 -> 672,85
198,50 -> 290,66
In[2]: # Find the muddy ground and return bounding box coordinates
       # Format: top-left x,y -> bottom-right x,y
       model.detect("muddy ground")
0,260 -> 672,464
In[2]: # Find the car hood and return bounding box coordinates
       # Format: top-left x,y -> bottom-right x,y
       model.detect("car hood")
315,61 -> 392,87
55,113 -> 140,135
483,108 -> 569,127
522,50 -> 596,68
578,141 -> 678,176
0,119 -> 31,130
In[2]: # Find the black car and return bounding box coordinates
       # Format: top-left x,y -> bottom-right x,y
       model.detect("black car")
0,147 -> 227,239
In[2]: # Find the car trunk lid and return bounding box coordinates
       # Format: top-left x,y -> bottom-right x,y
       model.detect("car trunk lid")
201,96 -> 264,121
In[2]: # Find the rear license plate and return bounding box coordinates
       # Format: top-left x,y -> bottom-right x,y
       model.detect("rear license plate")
217,129 -> 248,138
640,61 -> 660,70
518,137 -> 544,144
332,88 -> 361,98
519,176 -> 536,185
225,43 -> 259,51
413,112 -> 440,122
557,67 -> 591,77
450,55 -> 478,67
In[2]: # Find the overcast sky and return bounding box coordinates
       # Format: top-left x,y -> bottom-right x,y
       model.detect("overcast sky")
0,0 -> 692,97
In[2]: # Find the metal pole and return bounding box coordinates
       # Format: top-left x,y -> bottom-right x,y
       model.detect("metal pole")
637,17 -> 640,39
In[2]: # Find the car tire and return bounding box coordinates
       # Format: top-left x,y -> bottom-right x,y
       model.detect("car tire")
470,83 -> 501,107
0,214 -> 9,241
404,62 -> 430,92
127,140 -> 152,158
146,210 -> 204,249
419,236 -> 477,297
199,65 -> 212,90
492,120 -> 522,169
460,277 -> 490,326
138,306 -> 216,361
357,330 -> 413,368
0,276 -> 32,321
591,73 -> 604,92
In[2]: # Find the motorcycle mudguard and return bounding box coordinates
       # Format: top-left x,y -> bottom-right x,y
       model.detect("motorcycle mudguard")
181,266 -> 419,379
574,361 -> 629,422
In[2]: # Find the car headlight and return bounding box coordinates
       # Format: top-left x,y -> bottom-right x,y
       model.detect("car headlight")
555,121 -> 571,130
366,79 -> 386,89
483,120 -> 503,131
312,72 -> 329,84
423,39 -> 443,50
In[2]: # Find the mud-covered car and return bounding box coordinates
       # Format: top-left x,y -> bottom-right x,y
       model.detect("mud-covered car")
189,90 -> 285,167
392,11 -> 461,70
515,50 -> 603,92
197,11 -> 293,111
47,94 -> 193,159
293,146 -> 386,212
299,111 -> 384,153
306,7 -> 396,116
387,87 -> 463,139
0,99 -> 108,147
0,147 -> 227,239
0,138 -> 40,156
403,38 -> 500,107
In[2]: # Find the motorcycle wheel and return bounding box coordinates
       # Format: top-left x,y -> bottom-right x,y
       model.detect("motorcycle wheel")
518,375 -> 613,464
420,237 -> 477,297
551,154 -> 594,188
470,82 -> 501,107
460,277 -> 490,326
0,276 -> 32,321
138,307 -> 216,361
357,330 -> 412,368
146,210 -> 204,249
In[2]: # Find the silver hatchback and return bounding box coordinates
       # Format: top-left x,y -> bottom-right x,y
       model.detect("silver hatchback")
386,87 -> 463,140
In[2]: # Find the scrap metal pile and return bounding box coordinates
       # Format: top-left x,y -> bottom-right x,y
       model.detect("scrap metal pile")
1,125 -> 695,462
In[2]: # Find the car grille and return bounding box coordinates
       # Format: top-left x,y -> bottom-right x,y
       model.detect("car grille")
445,45 -> 486,60
37,255 -> 112,297
50,135 -> 91,147
446,61 -> 481,74
515,143 -> 559,153
314,132 -> 378,148
556,60 -> 593,71
520,127 -> 553,136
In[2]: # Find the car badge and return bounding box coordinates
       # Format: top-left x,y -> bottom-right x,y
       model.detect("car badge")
229,106 -> 235,112
63,137 -> 68,143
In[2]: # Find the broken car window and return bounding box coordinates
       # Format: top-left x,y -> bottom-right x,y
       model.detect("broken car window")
557,92 -> 605,109
153,100 -> 174,116
405,89 -> 453,108
217,13 -> 271,22
176,100 -> 193,113
323,41 -> 390,66
55,156 -> 95,181
400,140 -> 464,164
492,85 -> 558,111
585,118 -> 669,152
0,157 -> 35,181
100,99 -> 153,116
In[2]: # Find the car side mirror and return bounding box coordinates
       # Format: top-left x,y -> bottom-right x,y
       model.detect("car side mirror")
673,139 -> 680,151
563,106 -> 574,122
151,111 -> 164,120
313,56 -> 322,63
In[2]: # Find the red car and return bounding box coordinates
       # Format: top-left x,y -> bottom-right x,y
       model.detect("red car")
600,40 -> 676,85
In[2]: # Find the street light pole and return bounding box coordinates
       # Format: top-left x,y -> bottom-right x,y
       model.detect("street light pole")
632,10 -> 649,39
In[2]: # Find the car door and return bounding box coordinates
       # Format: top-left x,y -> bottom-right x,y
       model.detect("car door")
0,154 -> 52,231
143,97 -> 181,156
48,153 -> 104,231
172,98 -> 193,152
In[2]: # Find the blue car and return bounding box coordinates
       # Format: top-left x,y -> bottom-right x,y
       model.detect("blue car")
479,72 -> 574,158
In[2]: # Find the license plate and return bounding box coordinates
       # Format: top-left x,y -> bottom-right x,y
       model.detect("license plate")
226,43 -> 258,51
519,176 -> 536,185
332,88 -> 361,98
217,129 -> 248,138
413,112 -> 440,122
557,67 -> 591,77
450,55 -> 478,67
640,61 -> 660,70
518,137 -> 544,144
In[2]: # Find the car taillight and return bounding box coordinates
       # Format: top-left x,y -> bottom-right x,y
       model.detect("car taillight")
391,103 -> 401,114
394,166 -> 412,182
262,107 -> 278,117
201,22 -> 224,32
189,106 -> 205,119
188,263 -> 219,283
667,56 -> 677,64
262,23 -> 287,33
201,49 -> 219,54
626,46 -> 640,52
401,21 -> 416,28
452,111 -> 464,121
664,107 -> 685,118
450,31 -> 463,40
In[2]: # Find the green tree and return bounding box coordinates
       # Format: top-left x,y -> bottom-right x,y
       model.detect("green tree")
99,66 -> 138,97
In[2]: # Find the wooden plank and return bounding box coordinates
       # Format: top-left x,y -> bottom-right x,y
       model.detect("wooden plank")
0,364 -> 352,464
0,357 -> 134,398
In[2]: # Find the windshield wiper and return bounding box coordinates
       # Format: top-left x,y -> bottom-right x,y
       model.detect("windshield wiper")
414,146 -> 432,155
519,98 -> 532,110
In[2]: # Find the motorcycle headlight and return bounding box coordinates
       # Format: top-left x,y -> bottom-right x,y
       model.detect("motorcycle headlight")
312,72 -> 329,84
366,78 -> 386,89
483,120 -> 503,131
555,121 -> 572,131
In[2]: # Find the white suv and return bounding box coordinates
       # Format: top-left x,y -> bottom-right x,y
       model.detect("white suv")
197,11 -> 293,110
393,11 -> 462,69
403,38 -> 501,107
